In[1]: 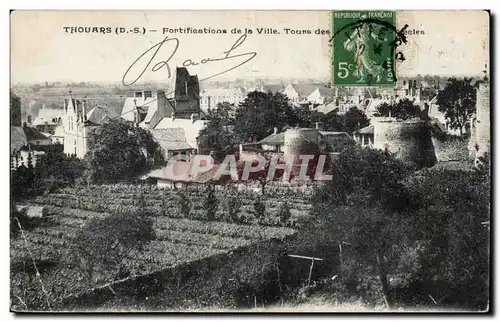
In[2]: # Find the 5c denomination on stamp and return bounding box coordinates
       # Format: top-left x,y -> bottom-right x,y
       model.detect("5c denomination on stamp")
332,11 -> 397,87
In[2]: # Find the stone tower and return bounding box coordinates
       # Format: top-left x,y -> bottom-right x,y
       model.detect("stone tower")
469,78 -> 490,165
372,117 -> 437,169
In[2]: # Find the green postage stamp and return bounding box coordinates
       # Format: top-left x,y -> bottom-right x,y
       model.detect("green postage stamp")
332,11 -> 397,86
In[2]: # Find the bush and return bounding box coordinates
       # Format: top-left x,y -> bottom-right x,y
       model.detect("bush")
176,189 -> 191,218
222,194 -> 243,224
203,185 -> 218,221
253,198 -> 266,224
72,211 -> 156,286
278,202 -> 291,226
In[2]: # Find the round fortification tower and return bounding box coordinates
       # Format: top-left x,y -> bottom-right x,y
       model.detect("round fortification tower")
283,128 -> 321,180
372,117 -> 437,169
471,81 -> 491,164
283,128 -> 321,160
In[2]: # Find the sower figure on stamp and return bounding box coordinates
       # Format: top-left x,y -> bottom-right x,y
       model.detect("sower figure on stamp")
343,15 -> 388,84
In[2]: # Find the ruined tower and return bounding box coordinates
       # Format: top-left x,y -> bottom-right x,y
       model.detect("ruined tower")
469,79 -> 491,165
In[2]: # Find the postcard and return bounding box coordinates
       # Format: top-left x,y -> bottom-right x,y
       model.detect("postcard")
10,10 -> 490,312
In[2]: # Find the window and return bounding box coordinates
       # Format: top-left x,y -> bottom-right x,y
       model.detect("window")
36,140 -> 40,145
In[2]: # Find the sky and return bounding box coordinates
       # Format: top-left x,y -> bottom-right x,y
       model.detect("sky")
10,10 -> 490,84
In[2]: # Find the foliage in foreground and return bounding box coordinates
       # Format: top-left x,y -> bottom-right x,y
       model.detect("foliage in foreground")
298,145 -> 490,310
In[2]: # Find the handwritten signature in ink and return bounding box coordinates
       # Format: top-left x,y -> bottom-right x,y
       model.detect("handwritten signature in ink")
122,34 -> 257,86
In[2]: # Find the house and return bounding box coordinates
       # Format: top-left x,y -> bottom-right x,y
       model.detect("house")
32,104 -> 64,134
316,101 -> 339,116
62,92 -> 115,158
51,125 -> 65,145
282,84 -> 322,106
259,127 -> 285,152
154,115 -> 207,151
11,150 -> 46,170
306,87 -> 336,106
353,124 -> 375,147
123,67 -> 204,129
199,87 -> 245,113
150,128 -> 196,160
142,161 -> 227,189
121,90 -> 158,124
22,126 -> 52,147
11,126 -> 27,153
10,126 -> 51,169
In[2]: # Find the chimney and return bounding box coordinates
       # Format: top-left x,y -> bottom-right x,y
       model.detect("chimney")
156,89 -> 168,119
133,110 -> 138,125
274,127 -> 278,135
134,91 -> 143,99
190,113 -> 198,123
315,122 -> 323,130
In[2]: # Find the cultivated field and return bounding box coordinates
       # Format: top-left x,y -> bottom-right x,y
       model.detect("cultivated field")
11,184 -> 313,310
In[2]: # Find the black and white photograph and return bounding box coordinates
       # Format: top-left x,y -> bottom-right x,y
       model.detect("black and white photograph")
9,9 -> 491,313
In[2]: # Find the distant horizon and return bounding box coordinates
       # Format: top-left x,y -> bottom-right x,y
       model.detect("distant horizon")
10,73 -> 486,88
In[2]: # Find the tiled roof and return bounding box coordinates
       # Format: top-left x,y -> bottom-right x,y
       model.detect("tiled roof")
86,106 -> 109,125
154,118 -> 207,149
354,124 -> 374,134
260,132 -> 285,145
122,97 -> 156,122
32,107 -> 64,125
316,101 -> 338,115
22,126 -> 50,141
316,86 -> 336,97
365,98 -> 392,115
11,126 -> 27,152
150,128 -> 194,151
145,161 -> 226,184
292,84 -> 322,97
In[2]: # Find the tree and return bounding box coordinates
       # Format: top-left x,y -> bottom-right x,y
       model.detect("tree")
26,151 -> 34,170
84,119 -> 162,183
234,91 -> 297,143
309,146 -> 417,307
305,145 -> 489,309
11,165 -> 36,201
198,102 -> 236,161
340,107 -> 371,134
376,98 -> 422,120
436,77 -> 477,136
293,104 -> 346,131
10,91 -> 22,126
